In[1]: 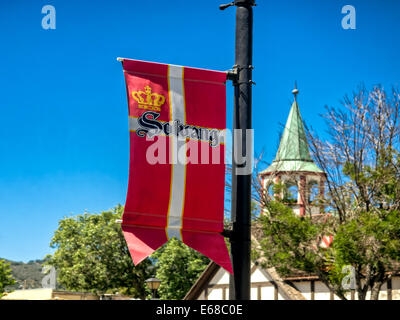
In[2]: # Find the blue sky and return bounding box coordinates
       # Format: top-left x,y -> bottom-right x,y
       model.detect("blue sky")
1,0 -> 399,262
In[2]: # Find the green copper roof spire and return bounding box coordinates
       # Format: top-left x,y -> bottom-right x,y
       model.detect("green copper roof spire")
263,85 -> 323,173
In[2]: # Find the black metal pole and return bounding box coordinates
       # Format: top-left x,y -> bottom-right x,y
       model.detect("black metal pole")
221,0 -> 254,300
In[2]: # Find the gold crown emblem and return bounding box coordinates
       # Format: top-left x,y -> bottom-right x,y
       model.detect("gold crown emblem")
132,85 -> 166,112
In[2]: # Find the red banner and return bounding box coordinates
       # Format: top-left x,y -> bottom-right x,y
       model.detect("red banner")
121,59 -> 232,273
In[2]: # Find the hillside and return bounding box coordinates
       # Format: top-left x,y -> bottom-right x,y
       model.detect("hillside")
2,259 -> 45,291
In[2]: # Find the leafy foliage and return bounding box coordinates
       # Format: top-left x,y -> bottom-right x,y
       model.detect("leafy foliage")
151,238 -> 209,300
259,201 -> 319,274
0,259 -> 15,297
46,205 -> 152,298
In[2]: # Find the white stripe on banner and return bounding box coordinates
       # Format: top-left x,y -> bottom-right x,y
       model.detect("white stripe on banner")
166,65 -> 186,241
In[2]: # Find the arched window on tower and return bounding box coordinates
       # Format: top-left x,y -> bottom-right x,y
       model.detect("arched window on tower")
284,180 -> 298,204
308,180 -> 320,204
267,183 -> 275,199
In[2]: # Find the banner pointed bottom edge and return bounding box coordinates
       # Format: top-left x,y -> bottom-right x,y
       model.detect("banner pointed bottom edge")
122,225 -> 233,274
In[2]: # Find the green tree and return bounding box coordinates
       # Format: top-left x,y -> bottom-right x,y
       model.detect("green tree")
47,205 -> 152,298
151,238 -> 209,300
0,259 -> 15,297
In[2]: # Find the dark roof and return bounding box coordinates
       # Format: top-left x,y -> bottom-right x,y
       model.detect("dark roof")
184,262 -> 220,300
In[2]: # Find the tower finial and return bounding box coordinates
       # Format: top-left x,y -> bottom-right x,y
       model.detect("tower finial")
292,81 -> 299,101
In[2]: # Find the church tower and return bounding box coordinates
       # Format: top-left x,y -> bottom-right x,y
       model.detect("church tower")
260,86 -> 326,216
